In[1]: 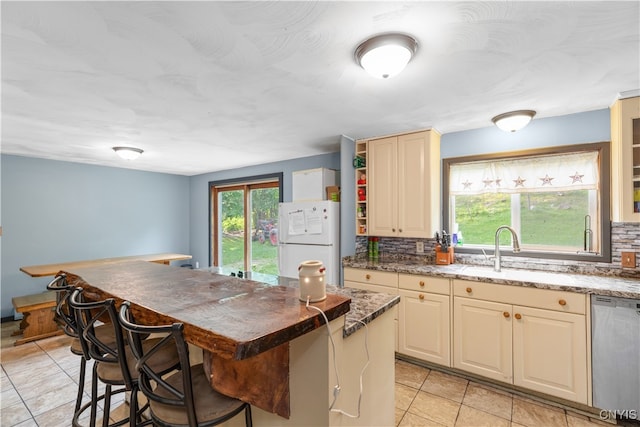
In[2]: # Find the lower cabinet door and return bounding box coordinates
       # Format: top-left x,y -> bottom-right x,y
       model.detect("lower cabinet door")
399,290 -> 450,366
512,305 -> 588,404
453,297 -> 513,383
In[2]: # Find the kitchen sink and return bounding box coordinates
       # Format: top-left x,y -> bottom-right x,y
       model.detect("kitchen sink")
459,265 -> 569,286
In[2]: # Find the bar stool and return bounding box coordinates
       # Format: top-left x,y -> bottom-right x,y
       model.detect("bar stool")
47,274 -> 117,414
69,288 -> 180,427
118,301 -> 252,427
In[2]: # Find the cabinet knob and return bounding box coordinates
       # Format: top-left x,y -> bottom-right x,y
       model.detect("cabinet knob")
503,312 -> 510,318
399,229 -> 403,233
515,313 -> 522,320
365,274 -> 371,280
558,299 -> 567,306
466,287 -> 472,293
419,281 -> 425,287
419,294 -> 425,300
392,228 -> 396,232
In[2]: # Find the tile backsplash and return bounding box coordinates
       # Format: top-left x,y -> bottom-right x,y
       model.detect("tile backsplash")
355,222 -> 640,279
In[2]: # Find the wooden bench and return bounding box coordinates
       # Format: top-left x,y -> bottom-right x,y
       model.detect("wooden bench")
11,291 -> 63,345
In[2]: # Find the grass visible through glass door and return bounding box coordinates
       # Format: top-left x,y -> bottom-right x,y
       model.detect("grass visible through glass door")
223,235 -> 278,275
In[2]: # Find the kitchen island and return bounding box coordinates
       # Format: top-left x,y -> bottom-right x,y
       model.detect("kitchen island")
63,261 -> 399,426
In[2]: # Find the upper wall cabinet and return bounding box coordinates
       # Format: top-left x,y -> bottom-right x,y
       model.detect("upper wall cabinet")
611,96 -> 640,222
368,130 -> 441,238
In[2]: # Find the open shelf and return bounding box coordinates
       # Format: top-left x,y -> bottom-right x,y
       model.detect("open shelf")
355,140 -> 368,235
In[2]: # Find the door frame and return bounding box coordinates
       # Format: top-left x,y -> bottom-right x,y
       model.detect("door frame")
208,173 -> 283,268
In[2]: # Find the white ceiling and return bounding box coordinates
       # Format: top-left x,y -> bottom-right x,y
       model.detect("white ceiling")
2,1 -> 639,176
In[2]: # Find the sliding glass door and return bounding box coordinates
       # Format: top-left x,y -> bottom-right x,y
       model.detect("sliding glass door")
210,175 -> 281,275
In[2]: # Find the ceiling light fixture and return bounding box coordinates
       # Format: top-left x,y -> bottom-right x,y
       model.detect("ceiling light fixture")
112,146 -> 143,160
355,33 -> 418,79
491,110 -> 537,132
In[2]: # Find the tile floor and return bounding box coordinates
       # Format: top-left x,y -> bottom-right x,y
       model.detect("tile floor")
393,359 -> 616,427
0,321 -> 624,427
1,321 -> 130,427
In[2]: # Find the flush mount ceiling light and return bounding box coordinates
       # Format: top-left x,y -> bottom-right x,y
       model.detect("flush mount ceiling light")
355,33 -> 418,79
492,110 -> 537,132
112,146 -> 143,160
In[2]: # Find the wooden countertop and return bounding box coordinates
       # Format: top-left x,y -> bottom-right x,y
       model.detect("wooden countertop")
62,260 -> 351,360
20,253 -> 192,277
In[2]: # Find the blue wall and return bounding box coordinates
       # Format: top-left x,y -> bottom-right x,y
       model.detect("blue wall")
441,109 -> 610,158
0,155 -> 190,318
0,108 -> 612,318
188,152 -> 340,269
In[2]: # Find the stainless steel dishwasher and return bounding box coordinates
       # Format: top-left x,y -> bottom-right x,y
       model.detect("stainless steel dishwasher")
591,295 -> 640,414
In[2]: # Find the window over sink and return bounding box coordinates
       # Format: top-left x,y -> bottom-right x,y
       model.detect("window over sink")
442,142 -> 611,262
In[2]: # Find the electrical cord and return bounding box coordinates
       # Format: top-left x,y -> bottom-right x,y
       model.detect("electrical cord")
305,295 -> 370,418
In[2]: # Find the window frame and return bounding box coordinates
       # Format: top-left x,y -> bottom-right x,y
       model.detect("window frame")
208,173 -> 283,269
442,142 -> 611,263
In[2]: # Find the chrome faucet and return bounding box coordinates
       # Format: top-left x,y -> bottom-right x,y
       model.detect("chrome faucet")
494,225 -> 521,272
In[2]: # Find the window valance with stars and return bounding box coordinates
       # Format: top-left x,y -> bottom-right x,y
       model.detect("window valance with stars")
449,151 -> 599,195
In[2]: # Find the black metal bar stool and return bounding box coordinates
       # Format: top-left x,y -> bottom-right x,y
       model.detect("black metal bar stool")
47,274 -> 117,415
119,301 -> 252,427
69,288 -> 180,427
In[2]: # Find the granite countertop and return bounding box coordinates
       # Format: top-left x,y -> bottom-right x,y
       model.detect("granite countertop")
277,279 -> 400,338
343,257 -> 640,299
325,284 -> 399,337
200,266 -> 400,338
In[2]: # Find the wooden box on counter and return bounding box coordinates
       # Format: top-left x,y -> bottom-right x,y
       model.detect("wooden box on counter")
435,246 -> 454,265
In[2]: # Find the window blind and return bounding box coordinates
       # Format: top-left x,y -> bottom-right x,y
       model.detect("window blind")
449,151 -> 598,195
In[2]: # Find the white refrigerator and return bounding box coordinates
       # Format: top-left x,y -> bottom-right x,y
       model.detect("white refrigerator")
278,201 -> 340,285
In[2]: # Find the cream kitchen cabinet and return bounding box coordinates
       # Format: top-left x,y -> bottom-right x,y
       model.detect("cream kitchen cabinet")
453,280 -> 588,404
453,297 -> 512,381
611,96 -> 640,222
398,274 -> 450,366
512,305 -> 587,403
368,130 -> 440,238
343,267 -> 399,351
